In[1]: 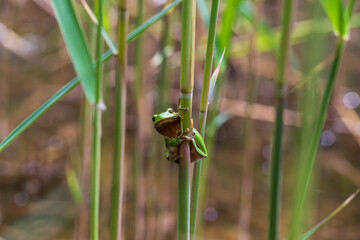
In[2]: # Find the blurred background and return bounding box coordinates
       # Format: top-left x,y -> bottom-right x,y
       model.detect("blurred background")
1,0 -> 360,239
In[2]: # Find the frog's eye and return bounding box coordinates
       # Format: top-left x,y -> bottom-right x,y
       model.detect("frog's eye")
152,116 -> 156,122
168,108 -> 174,113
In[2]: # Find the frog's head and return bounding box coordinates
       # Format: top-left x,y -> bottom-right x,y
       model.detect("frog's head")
152,108 -> 178,124
152,108 -> 180,138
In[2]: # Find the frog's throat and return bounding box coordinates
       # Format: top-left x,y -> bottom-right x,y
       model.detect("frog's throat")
154,116 -> 181,138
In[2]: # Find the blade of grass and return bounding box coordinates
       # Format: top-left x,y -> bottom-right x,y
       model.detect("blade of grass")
299,189 -> 360,240
286,52 -> 334,95
52,0 -> 96,103
208,50 -> 225,102
0,0 -> 181,153
268,0 -> 295,239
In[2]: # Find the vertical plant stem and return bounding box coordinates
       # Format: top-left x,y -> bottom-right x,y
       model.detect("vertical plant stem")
190,0 -> 220,239
238,9 -> 258,238
289,38 -> 346,240
152,14 -> 173,240
268,0 -> 294,239
135,0 -> 144,103
77,100 -> 92,240
178,0 -> 196,238
268,96 -> 285,240
134,0 -> 145,238
90,1 -> 103,240
111,0 -> 128,239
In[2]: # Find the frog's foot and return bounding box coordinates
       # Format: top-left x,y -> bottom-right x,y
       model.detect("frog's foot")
180,128 -> 194,142
178,107 -> 189,111
177,98 -> 189,113
167,154 -> 183,163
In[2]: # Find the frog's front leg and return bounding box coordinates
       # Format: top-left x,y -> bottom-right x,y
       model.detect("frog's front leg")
177,98 -> 189,115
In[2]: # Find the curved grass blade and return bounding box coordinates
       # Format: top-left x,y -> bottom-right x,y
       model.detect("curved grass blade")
300,189 -> 359,240
208,49 -> 226,102
0,0 -> 181,152
53,0 -> 97,103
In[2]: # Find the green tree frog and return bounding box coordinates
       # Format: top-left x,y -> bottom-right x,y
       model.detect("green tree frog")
152,108 -> 207,163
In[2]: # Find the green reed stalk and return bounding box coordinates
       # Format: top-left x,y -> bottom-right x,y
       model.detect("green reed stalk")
178,0 -> 196,238
110,0 -> 128,239
268,0 -> 294,239
289,38 -> 346,240
133,0 -> 145,238
90,1 -> 103,239
190,0 -> 220,239
158,15 -> 172,112
238,11 -> 258,239
135,0 -> 143,103
152,14 -> 173,240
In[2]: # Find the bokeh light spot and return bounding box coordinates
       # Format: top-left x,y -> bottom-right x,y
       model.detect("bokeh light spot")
343,92 -> 360,109
321,130 -> 336,147
204,207 -> 218,222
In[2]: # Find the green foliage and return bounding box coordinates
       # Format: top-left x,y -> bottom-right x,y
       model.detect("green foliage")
320,0 -> 354,38
300,190 -> 359,240
0,1 -> 181,153
52,0 -> 96,103
320,0 -> 346,36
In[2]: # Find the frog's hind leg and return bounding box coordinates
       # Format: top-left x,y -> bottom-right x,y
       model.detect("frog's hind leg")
179,123 -> 195,142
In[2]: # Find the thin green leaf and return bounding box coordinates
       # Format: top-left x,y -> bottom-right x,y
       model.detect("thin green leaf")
53,0 -> 97,103
0,1 -> 181,152
127,0 -> 182,42
219,0 -> 243,50
320,0 -> 346,36
208,49 -> 226,102
196,0 -> 210,27
0,77 -> 80,152
300,189 -> 360,240
344,0 -> 356,39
